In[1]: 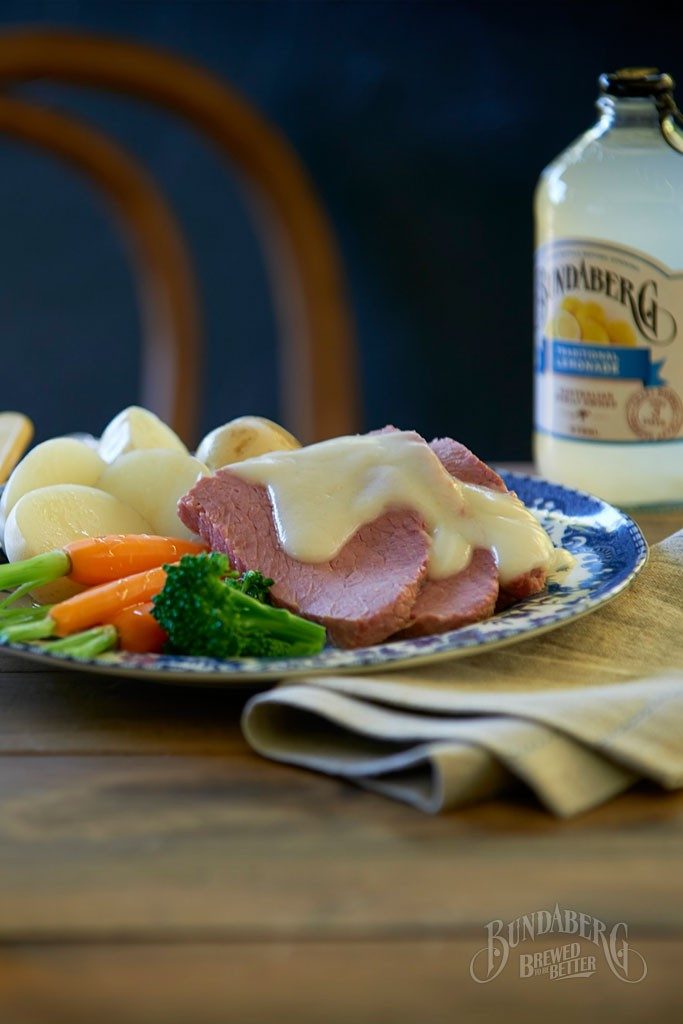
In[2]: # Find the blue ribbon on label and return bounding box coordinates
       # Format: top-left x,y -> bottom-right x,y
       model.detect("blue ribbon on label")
537,339 -> 666,386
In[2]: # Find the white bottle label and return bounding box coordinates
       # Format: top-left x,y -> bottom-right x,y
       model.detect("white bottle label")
534,239 -> 683,443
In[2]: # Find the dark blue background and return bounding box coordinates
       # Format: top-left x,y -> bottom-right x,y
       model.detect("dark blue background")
0,0 -> 679,458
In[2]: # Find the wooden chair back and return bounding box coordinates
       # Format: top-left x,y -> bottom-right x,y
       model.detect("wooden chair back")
0,29 -> 358,445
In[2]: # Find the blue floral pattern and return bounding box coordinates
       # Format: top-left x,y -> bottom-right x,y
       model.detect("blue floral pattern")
0,473 -> 648,684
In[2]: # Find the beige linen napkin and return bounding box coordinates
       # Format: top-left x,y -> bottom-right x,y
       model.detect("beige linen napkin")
242,531 -> 683,816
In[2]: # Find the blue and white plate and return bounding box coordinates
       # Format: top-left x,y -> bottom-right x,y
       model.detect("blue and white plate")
0,473 -> 647,685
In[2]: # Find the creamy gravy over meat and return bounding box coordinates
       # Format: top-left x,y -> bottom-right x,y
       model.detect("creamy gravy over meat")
228,432 -> 571,582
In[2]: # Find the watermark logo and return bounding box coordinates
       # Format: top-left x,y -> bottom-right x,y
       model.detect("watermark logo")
469,904 -> 647,984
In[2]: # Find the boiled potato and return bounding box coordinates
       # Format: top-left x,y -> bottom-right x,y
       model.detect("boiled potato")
0,411 -> 33,486
4,484 -> 153,602
98,449 -> 208,539
196,416 -> 300,470
68,432 -> 100,450
0,438 -> 105,536
99,406 -> 187,464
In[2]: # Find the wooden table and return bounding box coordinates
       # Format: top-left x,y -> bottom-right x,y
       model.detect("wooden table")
0,503 -> 681,1023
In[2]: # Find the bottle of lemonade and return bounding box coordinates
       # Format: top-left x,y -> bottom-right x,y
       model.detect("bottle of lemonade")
534,68 -> 683,506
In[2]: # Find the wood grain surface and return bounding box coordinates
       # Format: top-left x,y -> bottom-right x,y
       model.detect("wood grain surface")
0,940 -> 679,1024
0,503 -> 681,1023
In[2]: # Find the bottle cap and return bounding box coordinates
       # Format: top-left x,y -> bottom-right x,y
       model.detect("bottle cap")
599,68 -> 675,98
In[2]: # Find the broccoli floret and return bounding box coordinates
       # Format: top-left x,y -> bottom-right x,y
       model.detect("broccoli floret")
151,552 -> 326,659
226,568 -> 274,603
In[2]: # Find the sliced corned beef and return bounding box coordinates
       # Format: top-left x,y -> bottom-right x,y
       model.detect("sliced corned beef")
395,547 -> 499,638
494,567 -> 547,609
429,437 -> 507,492
178,471 -> 431,648
429,436 -> 548,604
179,429 -> 550,650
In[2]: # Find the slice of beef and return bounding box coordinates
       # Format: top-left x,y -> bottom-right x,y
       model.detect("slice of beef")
178,472 -> 430,648
494,567 -> 547,610
429,436 -> 507,492
372,431 -> 502,636
429,436 -> 548,604
395,547 -> 499,638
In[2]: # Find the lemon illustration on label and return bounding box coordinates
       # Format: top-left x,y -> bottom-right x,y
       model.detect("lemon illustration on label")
580,300 -> 607,324
546,310 -> 581,341
606,319 -> 637,347
577,312 -> 610,344
549,299 -> 639,347
560,296 -> 582,315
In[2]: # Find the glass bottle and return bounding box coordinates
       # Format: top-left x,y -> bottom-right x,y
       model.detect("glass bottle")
534,68 -> 683,506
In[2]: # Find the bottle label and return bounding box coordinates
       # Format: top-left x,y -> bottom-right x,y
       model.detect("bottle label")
534,239 -> 683,443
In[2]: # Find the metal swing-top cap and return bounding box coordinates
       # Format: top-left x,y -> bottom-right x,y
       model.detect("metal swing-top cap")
599,67 -> 683,154
599,67 -> 675,98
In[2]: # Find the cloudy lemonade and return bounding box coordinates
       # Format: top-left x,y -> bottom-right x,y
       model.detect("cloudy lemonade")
534,68 -> 683,505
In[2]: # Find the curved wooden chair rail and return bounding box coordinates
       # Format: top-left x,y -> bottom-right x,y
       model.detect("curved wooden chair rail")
0,29 -> 358,445
0,96 -> 200,441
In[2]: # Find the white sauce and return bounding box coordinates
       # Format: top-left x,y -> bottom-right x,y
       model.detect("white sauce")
229,432 -> 570,583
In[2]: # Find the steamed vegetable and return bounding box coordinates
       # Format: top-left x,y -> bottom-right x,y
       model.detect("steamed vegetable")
0,608 -> 165,659
98,449 -> 207,538
0,555 -> 323,660
195,416 -> 300,471
63,535 -> 205,584
3,486 -> 154,601
0,534 -> 207,601
110,602 -> 167,653
0,438 -> 105,533
234,569 -> 276,603
98,406 -> 187,463
0,605 -> 52,628
42,625 -> 119,659
152,552 -> 325,658
0,564 -> 170,643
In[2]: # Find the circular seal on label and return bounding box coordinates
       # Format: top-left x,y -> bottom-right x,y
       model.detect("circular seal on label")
626,387 -> 683,440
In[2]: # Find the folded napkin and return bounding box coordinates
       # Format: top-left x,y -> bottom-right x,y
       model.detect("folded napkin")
242,530 -> 683,817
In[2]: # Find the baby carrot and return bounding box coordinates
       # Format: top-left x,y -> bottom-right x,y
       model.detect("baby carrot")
0,534 -> 207,601
65,535 -> 207,585
1,565 -> 171,643
12,606 -> 167,659
50,565 -> 170,637
109,602 -> 167,654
